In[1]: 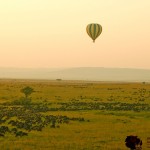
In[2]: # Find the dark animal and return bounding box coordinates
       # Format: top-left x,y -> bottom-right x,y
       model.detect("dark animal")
0,133 -> 4,137
0,126 -> 10,134
125,135 -> 142,150
11,128 -> 18,134
15,131 -> 28,137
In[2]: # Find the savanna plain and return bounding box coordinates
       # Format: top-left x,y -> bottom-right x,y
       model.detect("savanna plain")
0,79 -> 150,150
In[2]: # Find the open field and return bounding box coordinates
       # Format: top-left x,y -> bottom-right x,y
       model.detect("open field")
0,79 -> 150,150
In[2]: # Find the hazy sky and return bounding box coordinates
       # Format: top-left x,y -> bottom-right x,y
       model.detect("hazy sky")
0,0 -> 150,69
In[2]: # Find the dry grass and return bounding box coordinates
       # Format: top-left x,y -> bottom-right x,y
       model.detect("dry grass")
0,79 -> 150,149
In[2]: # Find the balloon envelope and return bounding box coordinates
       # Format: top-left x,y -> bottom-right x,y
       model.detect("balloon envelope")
86,23 -> 102,42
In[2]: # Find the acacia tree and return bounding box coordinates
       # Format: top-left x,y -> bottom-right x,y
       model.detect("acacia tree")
21,86 -> 34,99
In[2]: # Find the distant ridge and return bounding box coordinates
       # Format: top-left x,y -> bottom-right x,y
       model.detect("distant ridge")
0,67 -> 150,82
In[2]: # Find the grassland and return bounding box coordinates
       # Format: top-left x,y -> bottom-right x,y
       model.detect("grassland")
0,79 -> 150,150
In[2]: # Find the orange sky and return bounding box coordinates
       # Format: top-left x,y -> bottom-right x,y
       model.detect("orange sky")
0,0 -> 150,69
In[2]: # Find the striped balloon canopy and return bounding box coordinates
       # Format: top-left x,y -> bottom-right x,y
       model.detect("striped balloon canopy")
86,23 -> 102,43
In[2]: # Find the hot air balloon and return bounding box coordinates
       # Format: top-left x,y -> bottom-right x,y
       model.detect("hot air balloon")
86,23 -> 102,43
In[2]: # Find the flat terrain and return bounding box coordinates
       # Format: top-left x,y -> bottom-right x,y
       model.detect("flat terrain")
0,79 -> 150,150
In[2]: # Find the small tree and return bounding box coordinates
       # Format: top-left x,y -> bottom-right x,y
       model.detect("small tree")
21,86 -> 34,99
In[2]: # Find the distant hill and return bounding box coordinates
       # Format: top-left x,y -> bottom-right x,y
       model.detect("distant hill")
0,67 -> 150,82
